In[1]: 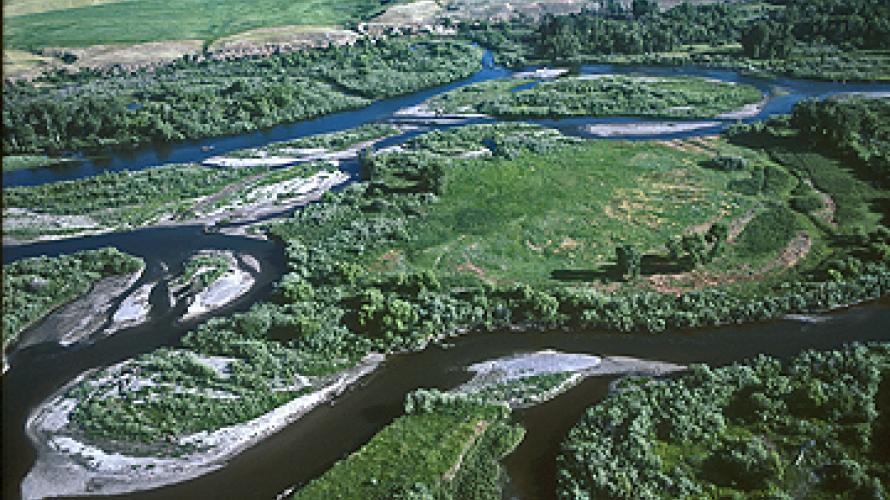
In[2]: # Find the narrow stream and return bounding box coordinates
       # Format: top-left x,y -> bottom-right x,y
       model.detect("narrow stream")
3,52 -> 890,500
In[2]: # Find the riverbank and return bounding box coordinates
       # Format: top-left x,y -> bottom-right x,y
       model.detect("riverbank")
21,353 -> 383,499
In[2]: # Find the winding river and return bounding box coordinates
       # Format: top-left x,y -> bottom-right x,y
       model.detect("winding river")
3,52 -> 890,500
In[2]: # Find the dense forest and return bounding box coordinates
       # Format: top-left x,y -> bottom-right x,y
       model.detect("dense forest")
790,97 -> 890,183
2,248 -> 144,347
557,344 -> 890,499
2,38 -> 481,154
740,0 -> 890,59
460,0 -> 890,80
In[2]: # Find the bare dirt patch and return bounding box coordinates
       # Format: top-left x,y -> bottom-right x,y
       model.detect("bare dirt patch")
39,40 -> 204,73
209,25 -> 358,58
365,1 -> 443,34
456,260 -> 488,280
443,0 -> 595,22
3,49 -> 61,79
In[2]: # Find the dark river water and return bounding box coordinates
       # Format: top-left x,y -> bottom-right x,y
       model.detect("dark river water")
3,52 -> 890,500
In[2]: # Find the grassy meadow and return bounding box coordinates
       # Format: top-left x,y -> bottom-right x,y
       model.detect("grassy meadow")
367,137 -> 782,287
3,0 -> 399,49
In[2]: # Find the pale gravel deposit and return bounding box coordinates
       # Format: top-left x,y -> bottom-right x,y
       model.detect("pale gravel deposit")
391,103 -> 488,124
104,282 -> 155,335
582,121 -> 721,137
196,170 -> 350,224
512,67 -> 569,79
716,95 -> 769,119
22,354 -> 384,500
459,350 -> 685,408
181,266 -> 254,321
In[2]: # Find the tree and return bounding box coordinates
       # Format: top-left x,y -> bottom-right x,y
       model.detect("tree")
706,223 -> 729,259
682,234 -> 708,266
632,0 -> 658,19
616,244 -> 641,280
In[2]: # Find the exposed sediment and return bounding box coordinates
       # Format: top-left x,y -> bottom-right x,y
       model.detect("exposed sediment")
458,350 -> 685,408
582,121 -> 721,137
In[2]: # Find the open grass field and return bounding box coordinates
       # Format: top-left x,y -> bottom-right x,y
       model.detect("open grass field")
2,0 -> 126,17
2,0 -> 399,49
370,137 -> 774,287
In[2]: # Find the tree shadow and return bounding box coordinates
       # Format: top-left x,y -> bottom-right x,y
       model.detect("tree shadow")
551,255 -> 690,283
550,268 -> 613,281
641,254 -> 689,274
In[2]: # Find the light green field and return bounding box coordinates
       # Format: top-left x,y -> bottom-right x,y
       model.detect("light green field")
3,0 -> 399,49
373,138 -> 767,286
2,0 -> 127,17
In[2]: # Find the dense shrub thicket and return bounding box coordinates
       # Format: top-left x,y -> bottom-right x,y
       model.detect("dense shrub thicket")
294,391 -> 522,499
791,97 -> 890,183
557,344 -> 890,499
2,38 -> 481,153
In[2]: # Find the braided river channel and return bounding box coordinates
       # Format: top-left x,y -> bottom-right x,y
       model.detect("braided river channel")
4,52 -> 890,499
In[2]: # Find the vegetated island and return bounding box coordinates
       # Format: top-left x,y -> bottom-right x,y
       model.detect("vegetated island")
0,124 -> 410,244
557,343 -> 890,499
20,95 -> 890,497
422,75 -> 764,119
2,248 -> 144,371
169,250 -> 258,321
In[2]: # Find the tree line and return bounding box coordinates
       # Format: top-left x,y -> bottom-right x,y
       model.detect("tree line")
2,38 -> 481,154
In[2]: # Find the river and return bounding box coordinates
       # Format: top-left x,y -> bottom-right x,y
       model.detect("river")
3,52 -> 890,500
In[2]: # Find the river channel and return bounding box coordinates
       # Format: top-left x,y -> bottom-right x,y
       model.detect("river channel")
3,52 -> 890,500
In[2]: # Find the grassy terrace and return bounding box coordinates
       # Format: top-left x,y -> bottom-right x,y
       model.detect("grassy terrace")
557,344 -> 890,499
2,247 -> 144,348
424,75 -> 763,118
3,0 -> 402,48
381,134 -> 762,285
